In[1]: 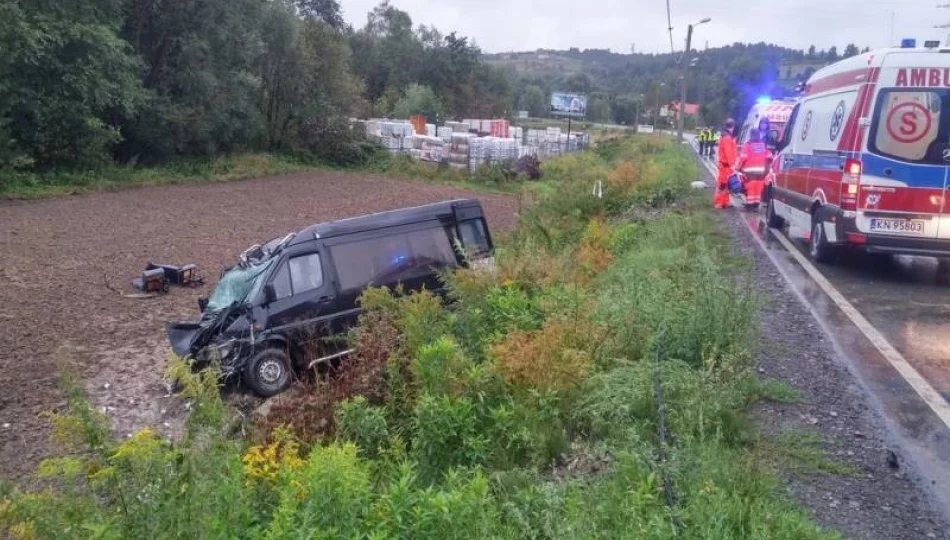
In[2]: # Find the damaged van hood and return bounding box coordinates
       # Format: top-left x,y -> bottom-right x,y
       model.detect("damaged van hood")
166,303 -> 247,359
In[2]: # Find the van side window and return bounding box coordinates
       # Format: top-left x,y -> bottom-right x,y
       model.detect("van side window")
271,262 -> 292,300
870,89 -> 947,164
458,219 -> 490,258
289,253 -> 324,294
331,227 -> 456,291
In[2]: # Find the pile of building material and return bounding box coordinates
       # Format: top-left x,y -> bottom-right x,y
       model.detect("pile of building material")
356,117 -> 588,173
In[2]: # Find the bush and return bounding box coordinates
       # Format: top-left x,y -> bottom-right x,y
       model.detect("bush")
336,396 -> 390,460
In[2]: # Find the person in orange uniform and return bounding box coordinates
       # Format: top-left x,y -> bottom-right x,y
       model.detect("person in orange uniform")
714,119 -> 737,209
737,127 -> 771,210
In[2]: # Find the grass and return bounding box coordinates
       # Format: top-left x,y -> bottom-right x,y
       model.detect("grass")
773,430 -> 861,477
0,153 -> 323,199
0,136 -> 843,539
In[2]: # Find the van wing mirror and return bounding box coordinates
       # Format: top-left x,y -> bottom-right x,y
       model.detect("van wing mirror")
262,284 -> 277,304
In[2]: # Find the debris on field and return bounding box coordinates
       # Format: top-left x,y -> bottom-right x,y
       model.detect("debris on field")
690,181 -> 707,189
127,261 -> 205,296
2,423 -> 10,429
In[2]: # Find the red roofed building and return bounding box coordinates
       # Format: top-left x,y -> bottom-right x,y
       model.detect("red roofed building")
665,101 -> 700,120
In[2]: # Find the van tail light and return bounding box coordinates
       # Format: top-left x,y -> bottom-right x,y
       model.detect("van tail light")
841,158 -> 861,211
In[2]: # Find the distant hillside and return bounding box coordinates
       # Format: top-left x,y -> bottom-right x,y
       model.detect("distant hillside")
485,44 -> 837,127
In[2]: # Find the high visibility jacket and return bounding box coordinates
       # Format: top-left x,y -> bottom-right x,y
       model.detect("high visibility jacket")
698,130 -> 707,142
717,134 -> 737,185
737,141 -> 770,179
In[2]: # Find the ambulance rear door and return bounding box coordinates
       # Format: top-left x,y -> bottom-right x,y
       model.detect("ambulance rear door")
863,51 -> 950,240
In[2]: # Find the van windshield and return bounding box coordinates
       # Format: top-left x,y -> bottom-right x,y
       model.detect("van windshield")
206,259 -> 275,312
869,89 -> 950,164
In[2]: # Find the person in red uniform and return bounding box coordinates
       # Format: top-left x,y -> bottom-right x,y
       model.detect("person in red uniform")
737,127 -> 771,210
714,119 -> 737,209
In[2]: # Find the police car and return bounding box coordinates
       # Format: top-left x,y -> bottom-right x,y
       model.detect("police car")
767,39 -> 950,263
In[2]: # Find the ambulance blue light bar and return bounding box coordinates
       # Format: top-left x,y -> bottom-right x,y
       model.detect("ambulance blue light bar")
900,38 -> 917,49
756,96 -> 772,104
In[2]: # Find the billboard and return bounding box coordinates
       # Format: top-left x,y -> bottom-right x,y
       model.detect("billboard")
551,92 -> 587,117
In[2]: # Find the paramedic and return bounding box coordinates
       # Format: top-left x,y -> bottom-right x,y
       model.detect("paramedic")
708,129 -> 719,158
697,129 -> 707,156
737,128 -> 770,210
714,119 -> 737,209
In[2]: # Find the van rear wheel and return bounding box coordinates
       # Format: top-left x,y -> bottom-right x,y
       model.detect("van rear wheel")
809,220 -> 836,264
243,347 -> 292,397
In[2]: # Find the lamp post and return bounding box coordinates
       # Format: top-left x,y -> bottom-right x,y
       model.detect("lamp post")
677,17 -> 711,143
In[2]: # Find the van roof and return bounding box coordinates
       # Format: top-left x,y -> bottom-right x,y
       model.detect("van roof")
289,199 -> 481,245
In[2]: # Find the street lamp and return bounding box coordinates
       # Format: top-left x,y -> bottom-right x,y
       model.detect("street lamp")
677,17 -> 711,143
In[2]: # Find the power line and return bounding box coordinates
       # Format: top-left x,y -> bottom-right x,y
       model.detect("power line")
940,5 -> 950,45
665,0 -> 675,54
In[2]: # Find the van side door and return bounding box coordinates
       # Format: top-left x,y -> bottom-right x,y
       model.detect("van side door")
262,246 -> 339,353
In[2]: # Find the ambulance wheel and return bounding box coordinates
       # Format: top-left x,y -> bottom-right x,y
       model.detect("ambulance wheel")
766,197 -> 785,229
243,347 -> 292,397
809,219 -> 836,264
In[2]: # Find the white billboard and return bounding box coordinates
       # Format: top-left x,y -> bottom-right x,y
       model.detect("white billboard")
551,92 -> 587,117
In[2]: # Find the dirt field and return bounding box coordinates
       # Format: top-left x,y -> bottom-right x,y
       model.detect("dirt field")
0,171 -> 518,481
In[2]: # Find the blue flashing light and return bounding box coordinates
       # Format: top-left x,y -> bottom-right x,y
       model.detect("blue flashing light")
900,38 -> 917,49
756,96 -> 772,105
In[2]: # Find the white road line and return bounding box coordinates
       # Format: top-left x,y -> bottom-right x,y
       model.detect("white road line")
690,144 -> 950,429
769,231 -> 950,430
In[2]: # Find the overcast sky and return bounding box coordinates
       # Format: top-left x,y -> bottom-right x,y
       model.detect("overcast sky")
340,0 -> 945,54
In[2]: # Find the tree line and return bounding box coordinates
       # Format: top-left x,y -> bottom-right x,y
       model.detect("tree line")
494,41 -> 869,129
0,0 -> 512,171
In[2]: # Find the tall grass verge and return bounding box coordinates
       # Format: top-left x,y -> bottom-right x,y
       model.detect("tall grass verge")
0,136 -> 838,539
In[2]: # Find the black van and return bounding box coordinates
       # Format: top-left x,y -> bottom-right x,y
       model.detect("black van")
166,199 -> 494,396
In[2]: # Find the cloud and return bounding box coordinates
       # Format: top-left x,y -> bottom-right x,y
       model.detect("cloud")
340,0 -> 943,54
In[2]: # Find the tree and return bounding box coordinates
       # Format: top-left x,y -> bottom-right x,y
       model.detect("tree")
807,45 -> 816,58
611,95 -> 641,125
827,46 -> 839,61
587,96 -> 611,123
843,44 -> 860,58
4,0 -> 143,168
296,0 -> 344,28
517,85 -> 546,118
392,84 -> 445,122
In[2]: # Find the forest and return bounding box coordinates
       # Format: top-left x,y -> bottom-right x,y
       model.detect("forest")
0,0 -> 867,173
0,0 -> 512,172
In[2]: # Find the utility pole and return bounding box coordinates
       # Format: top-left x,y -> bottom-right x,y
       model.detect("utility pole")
939,5 -> 950,45
677,18 -> 711,143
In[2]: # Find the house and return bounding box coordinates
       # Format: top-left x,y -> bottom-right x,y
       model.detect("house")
665,101 -> 700,120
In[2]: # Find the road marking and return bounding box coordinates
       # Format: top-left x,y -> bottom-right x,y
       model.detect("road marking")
769,231 -> 950,430
690,142 -> 950,430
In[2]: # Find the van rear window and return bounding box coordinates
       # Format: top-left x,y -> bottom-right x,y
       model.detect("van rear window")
459,219 -> 491,258
870,89 -> 949,164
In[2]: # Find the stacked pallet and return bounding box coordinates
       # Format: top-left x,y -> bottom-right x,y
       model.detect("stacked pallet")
447,132 -> 474,170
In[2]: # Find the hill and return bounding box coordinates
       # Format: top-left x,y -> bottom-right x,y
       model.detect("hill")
485,44 -> 841,127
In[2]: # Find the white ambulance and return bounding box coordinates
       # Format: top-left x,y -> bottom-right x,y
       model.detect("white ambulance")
767,42 -> 950,262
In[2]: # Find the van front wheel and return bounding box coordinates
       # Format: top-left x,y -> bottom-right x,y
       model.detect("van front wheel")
809,220 -> 836,264
243,348 -> 292,397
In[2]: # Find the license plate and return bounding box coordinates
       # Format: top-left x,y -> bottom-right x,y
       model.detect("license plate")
869,218 -> 925,235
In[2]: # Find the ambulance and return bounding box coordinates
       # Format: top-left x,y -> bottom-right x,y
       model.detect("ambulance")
739,97 -> 796,150
767,41 -> 950,263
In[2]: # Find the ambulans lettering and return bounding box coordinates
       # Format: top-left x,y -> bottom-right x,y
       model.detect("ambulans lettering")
895,68 -> 950,88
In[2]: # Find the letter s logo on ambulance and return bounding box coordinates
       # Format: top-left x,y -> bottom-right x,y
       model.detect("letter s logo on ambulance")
895,68 -> 950,87
886,102 -> 931,143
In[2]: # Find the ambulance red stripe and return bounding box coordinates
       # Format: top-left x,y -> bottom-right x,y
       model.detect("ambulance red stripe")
805,68 -> 880,95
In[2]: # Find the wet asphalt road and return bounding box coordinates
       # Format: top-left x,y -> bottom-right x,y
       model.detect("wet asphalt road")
689,137 -> 950,510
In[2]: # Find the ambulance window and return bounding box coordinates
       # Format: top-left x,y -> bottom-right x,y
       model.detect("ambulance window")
870,89 -> 948,164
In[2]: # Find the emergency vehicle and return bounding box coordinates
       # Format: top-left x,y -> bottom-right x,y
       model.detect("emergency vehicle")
767,41 -> 950,263
739,98 -> 796,150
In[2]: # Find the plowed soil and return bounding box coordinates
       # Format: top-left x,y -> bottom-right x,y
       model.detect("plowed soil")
0,171 -> 518,481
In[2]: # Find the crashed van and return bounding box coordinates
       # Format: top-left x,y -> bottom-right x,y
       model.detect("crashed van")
167,199 -> 494,396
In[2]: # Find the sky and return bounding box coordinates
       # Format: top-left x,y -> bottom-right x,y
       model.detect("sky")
340,0 -> 947,54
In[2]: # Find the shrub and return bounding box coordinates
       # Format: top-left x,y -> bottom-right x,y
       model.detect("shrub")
412,337 -> 472,397
489,319 -> 597,394
412,394 -> 487,484
336,396 -> 390,460
263,443 -> 371,538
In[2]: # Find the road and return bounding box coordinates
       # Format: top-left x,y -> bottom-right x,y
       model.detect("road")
689,138 -> 950,513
